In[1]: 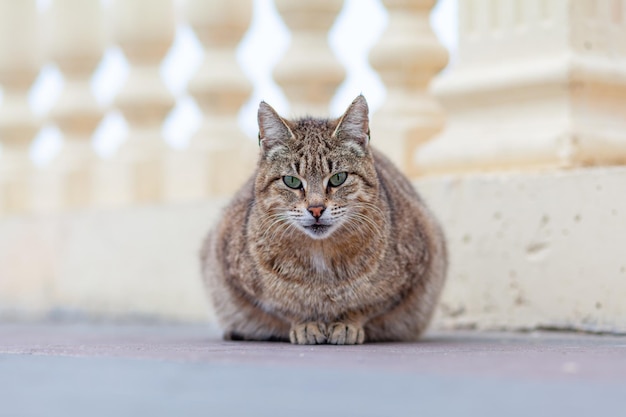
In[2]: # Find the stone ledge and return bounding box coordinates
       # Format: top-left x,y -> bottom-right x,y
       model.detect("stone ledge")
0,201 -> 227,322
418,166 -> 626,334
2,167 -> 625,335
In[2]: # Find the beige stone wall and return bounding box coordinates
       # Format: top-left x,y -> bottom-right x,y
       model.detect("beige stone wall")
420,167 -> 626,333
0,201 -> 223,321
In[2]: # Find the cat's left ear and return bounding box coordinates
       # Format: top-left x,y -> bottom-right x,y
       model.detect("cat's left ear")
332,94 -> 370,147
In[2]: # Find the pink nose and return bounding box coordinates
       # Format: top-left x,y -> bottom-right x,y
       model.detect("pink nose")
308,205 -> 325,219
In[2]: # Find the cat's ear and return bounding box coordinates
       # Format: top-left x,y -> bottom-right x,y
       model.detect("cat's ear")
333,94 -> 370,147
258,101 -> 293,154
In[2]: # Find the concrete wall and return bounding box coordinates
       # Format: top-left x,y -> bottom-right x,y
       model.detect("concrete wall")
2,169 -> 625,335
0,202 -> 224,322
420,167 -> 626,334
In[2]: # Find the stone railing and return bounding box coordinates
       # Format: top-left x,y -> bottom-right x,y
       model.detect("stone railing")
1,0 -> 626,334
0,0 -> 446,217
0,0 -> 256,213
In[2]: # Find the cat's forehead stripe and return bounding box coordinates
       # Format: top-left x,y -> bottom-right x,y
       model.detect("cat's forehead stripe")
272,116 -> 366,178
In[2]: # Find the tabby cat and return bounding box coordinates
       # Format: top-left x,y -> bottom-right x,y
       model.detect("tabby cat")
201,95 -> 447,344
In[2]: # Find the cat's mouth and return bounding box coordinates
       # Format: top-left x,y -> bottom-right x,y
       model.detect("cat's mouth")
303,223 -> 333,238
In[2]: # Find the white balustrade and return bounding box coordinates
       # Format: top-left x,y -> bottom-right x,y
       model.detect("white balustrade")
169,0 -> 255,200
102,0 -> 176,205
369,0 -> 448,177
273,0 -> 345,116
43,0 -> 106,210
0,1 -> 41,215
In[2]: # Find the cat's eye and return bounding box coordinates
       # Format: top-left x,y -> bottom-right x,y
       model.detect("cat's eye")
283,176 -> 302,189
329,172 -> 348,187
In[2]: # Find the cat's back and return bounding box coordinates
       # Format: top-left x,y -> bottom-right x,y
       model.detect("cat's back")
371,147 -> 446,267
371,148 -> 422,206
201,173 -> 256,273
220,173 -> 257,230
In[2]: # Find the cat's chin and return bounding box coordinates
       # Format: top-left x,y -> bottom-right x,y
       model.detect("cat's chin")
302,224 -> 335,240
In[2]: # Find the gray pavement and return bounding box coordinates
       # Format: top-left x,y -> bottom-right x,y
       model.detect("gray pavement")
1,323 -> 625,417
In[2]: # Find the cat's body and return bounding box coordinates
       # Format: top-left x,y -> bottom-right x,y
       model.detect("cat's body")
201,96 -> 447,344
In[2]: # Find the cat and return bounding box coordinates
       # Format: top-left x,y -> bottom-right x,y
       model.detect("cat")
200,95 -> 447,344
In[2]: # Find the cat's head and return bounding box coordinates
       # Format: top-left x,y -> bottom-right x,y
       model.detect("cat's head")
254,95 -> 379,240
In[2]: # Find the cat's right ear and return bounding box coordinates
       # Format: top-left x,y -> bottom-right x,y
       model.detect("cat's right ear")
258,101 -> 293,154
333,94 -> 370,147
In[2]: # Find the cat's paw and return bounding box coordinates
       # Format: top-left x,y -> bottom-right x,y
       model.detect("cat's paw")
327,323 -> 365,345
289,322 -> 327,345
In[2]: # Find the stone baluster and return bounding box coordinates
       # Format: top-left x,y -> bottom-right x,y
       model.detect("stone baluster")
0,1 -> 41,215
104,0 -> 176,205
369,0 -> 448,177
171,0 -> 255,199
273,0 -> 345,116
416,0 -> 626,174
43,0 -> 106,210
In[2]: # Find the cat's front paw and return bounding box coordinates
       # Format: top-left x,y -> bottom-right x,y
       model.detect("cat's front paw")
289,322 -> 327,345
327,323 -> 365,345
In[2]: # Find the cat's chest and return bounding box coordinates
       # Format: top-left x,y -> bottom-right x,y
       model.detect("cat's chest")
251,244 -> 403,319
259,238 -> 381,282
309,251 -> 330,274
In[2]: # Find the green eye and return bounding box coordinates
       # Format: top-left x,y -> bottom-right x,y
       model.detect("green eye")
283,176 -> 302,189
329,172 -> 348,187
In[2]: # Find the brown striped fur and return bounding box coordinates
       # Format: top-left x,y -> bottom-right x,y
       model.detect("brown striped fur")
200,95 -> 447,344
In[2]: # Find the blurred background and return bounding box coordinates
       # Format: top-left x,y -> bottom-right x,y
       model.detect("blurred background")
17,0 -> 458,163
1,0 -> 625,335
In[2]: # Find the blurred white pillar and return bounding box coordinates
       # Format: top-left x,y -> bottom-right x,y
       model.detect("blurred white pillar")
417,0 -> 626,174
369,0 -> 448,177
104,0 -> 176,205
171,0 -> 255,200
42,0 -> 106,211
0,1 -> 41,215
273,0 -> 345,116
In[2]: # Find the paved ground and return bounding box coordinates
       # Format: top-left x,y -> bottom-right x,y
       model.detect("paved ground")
1,324 -> 625,417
